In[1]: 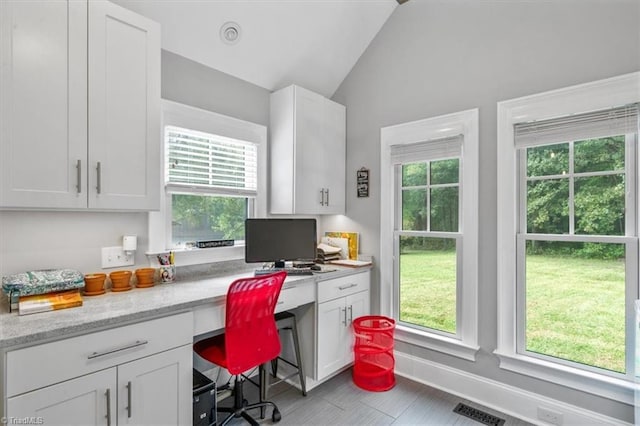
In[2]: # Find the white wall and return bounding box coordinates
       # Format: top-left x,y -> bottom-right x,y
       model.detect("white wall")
327,0 -> 640,422
0,51 -> 270,278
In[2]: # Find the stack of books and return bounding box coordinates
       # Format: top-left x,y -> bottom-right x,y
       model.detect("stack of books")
2,269 -> 85,315
18,289 -> 83,316
316,243 -> 342,264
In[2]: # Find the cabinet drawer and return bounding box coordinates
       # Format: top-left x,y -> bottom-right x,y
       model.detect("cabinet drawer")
317,271 -> 370,304
193,301 -> 225,336
277,279 -> 315,312
6,312 -> 192,397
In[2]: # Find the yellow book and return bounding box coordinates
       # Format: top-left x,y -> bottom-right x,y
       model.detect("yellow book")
18,289 -> 83,316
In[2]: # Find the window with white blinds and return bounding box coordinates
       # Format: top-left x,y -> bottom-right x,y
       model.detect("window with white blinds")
165,125 -> 258,197
496,73 -> 640,402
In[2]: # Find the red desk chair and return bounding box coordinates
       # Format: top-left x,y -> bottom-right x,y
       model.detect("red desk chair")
194,271 -> 286,426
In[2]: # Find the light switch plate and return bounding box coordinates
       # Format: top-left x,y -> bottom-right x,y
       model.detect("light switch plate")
101,246 -> 134,269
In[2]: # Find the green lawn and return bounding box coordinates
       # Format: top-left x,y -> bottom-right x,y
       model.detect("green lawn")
400,250 -> 625,373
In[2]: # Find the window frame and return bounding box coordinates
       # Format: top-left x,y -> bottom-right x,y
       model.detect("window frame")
148,100 -> 267,266
380,109 -> 479,361
496,72 -> 640,403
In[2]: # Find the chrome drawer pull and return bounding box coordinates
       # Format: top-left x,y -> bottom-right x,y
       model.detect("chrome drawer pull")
88,340 -> 148,359
76,159 -> 82,193
338,283 -> 358,291
96,161 -> 102,194
105,388 -> 112,426
126,381 -> 132,418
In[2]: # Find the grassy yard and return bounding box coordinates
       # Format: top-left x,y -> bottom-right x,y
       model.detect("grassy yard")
400,250 -> 625,373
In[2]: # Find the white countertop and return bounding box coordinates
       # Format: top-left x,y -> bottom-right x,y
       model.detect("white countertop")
0,266 -> 368,348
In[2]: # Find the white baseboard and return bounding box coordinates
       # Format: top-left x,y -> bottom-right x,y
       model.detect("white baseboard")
395,351 -> 632,426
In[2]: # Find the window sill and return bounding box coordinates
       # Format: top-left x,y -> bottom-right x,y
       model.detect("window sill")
395,324 -> 479,362
146,245 -> 245,267
494,350 -> 635,404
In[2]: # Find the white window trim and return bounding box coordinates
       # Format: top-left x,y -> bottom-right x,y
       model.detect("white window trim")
496,72 -> 640,404
380,109 -> 479,361
148,100 -> 267,266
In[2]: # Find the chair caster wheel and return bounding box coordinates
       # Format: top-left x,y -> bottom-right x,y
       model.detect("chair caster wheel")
272,408 -> 282,422
243,399 -> 249,407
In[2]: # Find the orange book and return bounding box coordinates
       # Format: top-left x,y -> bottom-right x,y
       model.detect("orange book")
18,289 -> 83,316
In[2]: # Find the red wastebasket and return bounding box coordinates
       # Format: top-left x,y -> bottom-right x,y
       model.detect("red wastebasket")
352,315 -> 396,391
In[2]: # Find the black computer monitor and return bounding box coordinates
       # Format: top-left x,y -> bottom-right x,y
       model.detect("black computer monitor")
245,218 -> 317,268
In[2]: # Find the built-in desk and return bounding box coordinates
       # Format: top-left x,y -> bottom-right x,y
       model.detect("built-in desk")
0,266 -> 371,424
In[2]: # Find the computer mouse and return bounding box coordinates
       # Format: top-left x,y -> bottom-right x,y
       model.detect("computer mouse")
310,265 -> 322,271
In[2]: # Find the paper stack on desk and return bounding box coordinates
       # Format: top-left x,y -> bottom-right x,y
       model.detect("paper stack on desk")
316,241 -> 343,263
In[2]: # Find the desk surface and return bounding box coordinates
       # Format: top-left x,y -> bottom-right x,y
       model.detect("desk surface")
0,266 -> 369,349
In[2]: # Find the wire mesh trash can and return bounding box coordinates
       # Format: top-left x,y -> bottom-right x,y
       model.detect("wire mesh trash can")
352,315 -> 396,391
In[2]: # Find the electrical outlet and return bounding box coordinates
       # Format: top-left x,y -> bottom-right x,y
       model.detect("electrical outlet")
101,246 -> 135,269
537,406 -> 563,425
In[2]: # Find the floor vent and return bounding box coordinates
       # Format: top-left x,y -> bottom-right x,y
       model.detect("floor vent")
453,403 -> 505,426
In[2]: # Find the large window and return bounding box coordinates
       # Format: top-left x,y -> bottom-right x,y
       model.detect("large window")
497,72 -> 639,403
381,109 -> 479,360
166,126 -> 257,248
148,101 -> 266,264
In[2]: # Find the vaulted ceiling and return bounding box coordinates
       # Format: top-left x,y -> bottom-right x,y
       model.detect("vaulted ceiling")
112,0 -> 398,98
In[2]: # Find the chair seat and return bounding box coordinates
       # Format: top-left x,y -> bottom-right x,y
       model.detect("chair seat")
194,334 -> 228,370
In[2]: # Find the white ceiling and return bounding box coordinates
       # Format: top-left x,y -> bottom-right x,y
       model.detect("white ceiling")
111,0 -> 398,98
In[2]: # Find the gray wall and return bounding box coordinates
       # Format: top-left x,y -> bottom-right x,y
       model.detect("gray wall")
0,51 -> 270,278
326,0 -> 640,422
162,50 -> 270,127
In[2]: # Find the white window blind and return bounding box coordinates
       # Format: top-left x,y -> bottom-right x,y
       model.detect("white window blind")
165,126 -> 258,197
515,103 -> 639,148
390,135 -> 462,164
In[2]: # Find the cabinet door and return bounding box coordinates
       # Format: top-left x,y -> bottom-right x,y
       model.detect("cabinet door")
316,297 -> 350,380
117,345 -> 192,426
320,98 -> 346,214
7,368 -> 115,426
88,0 -> 160,210
0,0 -> 87,208
346,290 -> 371,361
294,86 -> 327,213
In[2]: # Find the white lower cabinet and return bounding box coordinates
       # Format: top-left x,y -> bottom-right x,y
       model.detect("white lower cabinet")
7,368 -> 116,426
117,345 -> 192,426
316,271 -> 370,381
5,313 -> 192,426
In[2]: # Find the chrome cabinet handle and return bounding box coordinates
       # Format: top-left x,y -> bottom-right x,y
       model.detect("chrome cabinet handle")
87,340 -> 148,359
319,188 -> 325,206
126,381 -> 132,418
325,188 -> 329,206
96,161 -> 102,194
338,283 -> 357,291
341,307 -> 347,326
76,159 -> 81,193
348,305 -> 353,324
105,389 -> 112,426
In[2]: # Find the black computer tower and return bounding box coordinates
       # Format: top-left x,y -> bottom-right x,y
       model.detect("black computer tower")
193,369 -> 216,426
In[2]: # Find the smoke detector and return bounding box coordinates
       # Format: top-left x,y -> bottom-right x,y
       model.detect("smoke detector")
220,22 -> 241,45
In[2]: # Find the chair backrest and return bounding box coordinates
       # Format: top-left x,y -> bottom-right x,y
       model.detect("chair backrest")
224,271 -> 287,375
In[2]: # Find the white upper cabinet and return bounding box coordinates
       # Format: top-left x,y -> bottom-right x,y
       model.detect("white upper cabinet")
270,85 -> 346,215
0,0 -> 160,210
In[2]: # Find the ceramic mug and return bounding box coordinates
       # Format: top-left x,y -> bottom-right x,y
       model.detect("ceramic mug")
159,265 -> 175,283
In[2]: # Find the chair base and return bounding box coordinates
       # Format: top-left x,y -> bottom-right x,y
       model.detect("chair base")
218,375 -> 281,426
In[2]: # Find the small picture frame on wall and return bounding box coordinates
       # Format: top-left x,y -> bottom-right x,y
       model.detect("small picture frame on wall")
357,167 -> 369,198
